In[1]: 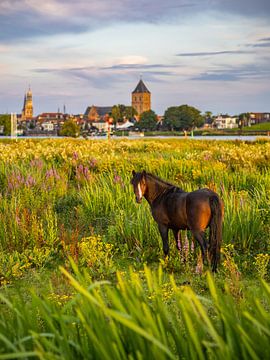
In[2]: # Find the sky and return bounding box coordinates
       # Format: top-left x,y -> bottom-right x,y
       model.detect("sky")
0,0 -> 270,116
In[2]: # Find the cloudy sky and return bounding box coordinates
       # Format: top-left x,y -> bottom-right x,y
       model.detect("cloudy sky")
0,0 -> 269,115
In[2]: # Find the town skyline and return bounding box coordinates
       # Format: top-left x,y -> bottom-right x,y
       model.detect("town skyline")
0,0 -> 269,115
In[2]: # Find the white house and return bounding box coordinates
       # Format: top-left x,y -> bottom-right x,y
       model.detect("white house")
214,115 -> 238,129
42,122 -> 55,131
116,120 -> 134,130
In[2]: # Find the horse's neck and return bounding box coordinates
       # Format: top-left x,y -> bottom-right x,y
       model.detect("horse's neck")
144,176 -> 171,204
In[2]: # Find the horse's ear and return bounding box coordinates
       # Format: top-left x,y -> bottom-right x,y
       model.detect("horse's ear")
132,170 -> 136,176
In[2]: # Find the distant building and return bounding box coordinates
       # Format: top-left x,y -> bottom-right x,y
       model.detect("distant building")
37,112 -> 66,123
42,122 -> 55,132
131,79 -> 151,115
21,87 -> 33,120
84,105 -> 113,131
84,106 -> 112,121
250,112 -> 270,124
214,115 -> 238,129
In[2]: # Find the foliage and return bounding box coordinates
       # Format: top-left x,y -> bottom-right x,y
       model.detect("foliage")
254,253 -> 270,279
0,138 -> 269,358
137,109 -> 158,131
0,114 -> 11,135
164,104 -> 204,130
63,235 -> 115,277
238,113 -> 251,128
59,120 -> 80,137
111,104 -> 137,123
0,266 -> 270,359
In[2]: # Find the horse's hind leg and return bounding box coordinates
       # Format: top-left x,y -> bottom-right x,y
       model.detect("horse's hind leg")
158,224 -> 169,258
191,230 -> 208,265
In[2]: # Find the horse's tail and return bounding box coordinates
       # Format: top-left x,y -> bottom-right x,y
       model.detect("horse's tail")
209,195 -> 223,272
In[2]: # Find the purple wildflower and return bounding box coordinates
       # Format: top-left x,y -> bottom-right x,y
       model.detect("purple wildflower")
73,151 -> 79,160
25,175 -> 36,187
113,172 -> 124,188
45,168 -> 60,180
7,171 -> 25,191
191,239 -> 195,253
76,164 -> 91,182
183,234 -> 189,260
30,159 -> 43,169
89,158 -> 97,168
195,254 -> 203,275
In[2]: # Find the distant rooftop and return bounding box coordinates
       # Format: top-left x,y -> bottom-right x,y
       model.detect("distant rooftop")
84,106 -> 113,117
132,79 -> 150,94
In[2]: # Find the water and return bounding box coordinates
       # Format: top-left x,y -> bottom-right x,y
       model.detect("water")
0,135 -> 269,141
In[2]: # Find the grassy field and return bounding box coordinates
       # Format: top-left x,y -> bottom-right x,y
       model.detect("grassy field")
0,138 -> 269,359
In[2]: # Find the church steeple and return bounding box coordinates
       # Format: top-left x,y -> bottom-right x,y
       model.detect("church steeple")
22,86 -> 33,120
131,78 -> 151,115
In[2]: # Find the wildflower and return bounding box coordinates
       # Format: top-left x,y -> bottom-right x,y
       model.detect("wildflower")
191,239 -> 194,253
45,168 -> 60,180
7,171 -> 25,191
30,158 -> 43,169
183,234 -> 189,260
113,171 -> 124,187
89,158 -> 97,168
195,254 -> 203,275
25,175 -> 36,187
76,164 -> 91,182
72,151 -> 79,160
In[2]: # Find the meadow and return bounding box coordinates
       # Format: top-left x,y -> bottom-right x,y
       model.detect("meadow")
0,138 -> 269,359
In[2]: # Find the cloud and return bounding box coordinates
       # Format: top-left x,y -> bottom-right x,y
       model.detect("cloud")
191,62 -> 270,81
0,0 -> 269,42
249,37 -> 270,48
33,61 -> 175,89
214,0 -> 270,18
259,37 -> 270,41
102,64 -> 177,71
252,42 -> 270,48
0,0 -> 199,42
176,50 -> 252,57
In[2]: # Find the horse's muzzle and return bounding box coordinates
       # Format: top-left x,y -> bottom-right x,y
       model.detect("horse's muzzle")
136,197 -> 142,204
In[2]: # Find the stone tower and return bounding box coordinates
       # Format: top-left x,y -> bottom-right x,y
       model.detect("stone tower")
22,87 -> 33,120
132,79 -> 151,115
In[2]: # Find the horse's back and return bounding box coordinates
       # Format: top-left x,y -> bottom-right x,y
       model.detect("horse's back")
151,186 -> 222,231
152,189 -> 187,228
186,188 -> 221,230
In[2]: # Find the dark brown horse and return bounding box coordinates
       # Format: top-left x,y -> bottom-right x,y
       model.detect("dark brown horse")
131,170 -> 224,272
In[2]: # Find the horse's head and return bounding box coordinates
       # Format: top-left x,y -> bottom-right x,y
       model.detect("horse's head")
130,170 -> 147,204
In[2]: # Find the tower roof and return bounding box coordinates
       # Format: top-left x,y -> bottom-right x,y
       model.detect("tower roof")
132,79 -> 150,94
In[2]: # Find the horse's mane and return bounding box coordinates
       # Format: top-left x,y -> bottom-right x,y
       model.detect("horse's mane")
146,172 -> 184,192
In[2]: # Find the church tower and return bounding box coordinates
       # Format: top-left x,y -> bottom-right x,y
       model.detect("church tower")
22,87 -> 33,120
132,79 -> 151,115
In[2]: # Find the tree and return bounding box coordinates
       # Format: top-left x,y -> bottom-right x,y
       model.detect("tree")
163,105 -> 204,131
137,110 -> 157,131
111,104 -> 137,123
111,105 -> 122,124
203,111 -> 213,125
124,106 -> 137,120
0,114 -> 11,135
60,120 -> 80,137
238,113 -> 251,129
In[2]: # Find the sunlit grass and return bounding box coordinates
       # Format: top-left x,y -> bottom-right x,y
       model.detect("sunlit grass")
0,138 -> 269,358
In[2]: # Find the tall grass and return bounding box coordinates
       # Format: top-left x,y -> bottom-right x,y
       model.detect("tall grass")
0,265 -> 269,359
0,138 -> 269,268
0,139 -> 269,359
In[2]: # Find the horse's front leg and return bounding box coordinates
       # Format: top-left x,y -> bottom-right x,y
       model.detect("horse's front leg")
158,223 -> 169,258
